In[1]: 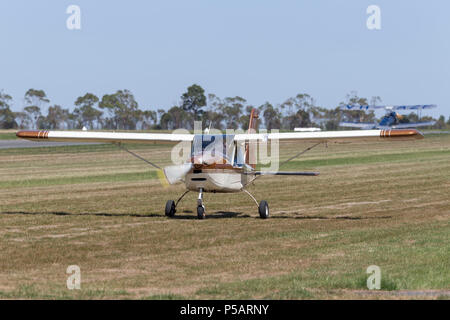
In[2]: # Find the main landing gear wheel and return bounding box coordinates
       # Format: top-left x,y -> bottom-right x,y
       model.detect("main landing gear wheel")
165,200 -> 176,217
258,200 -> 269,219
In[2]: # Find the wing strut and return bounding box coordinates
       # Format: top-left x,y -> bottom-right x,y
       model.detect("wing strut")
116,143 -> 162,170
279,142 -> 323,169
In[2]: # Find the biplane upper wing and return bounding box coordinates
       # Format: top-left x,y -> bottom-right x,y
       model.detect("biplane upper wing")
341,104 -> 436,111
234,129 -> 423,143
16,130 -> 194,144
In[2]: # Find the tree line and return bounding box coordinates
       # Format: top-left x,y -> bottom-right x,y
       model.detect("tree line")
0,85 -> 449,131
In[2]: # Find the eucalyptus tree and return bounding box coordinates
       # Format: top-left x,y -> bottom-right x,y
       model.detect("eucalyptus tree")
0,90 -> 17,129
24,89 -> 49,129
74,93 -> 102,129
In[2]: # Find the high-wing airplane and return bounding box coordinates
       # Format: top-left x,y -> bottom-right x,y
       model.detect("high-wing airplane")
339,104 -> 437,129
16,109 -> 423,219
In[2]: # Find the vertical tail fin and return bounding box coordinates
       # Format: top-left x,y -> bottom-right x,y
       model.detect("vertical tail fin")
245,109 -> 259,168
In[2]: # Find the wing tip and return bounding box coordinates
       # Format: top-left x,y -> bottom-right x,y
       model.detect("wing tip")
16,130 -> 49,140
380,129 -> 424,140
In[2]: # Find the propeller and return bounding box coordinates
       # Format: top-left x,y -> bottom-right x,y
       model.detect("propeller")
163,163 -> 193,185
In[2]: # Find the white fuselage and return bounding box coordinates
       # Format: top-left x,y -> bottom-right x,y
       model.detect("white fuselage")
185,169 -> 251,193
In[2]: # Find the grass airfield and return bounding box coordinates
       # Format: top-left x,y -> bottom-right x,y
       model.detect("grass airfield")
0,131 -> 448,299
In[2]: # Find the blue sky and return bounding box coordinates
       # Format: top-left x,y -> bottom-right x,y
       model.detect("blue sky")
1,0 -> 449,118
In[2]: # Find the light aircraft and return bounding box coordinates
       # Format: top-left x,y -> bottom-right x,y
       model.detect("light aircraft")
16,109 -> 423,219
339,104 -> 436,129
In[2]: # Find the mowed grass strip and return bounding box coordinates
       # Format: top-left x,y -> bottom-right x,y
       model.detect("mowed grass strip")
0,171 -> 158,188
0,133 -> 448,299
280,149 -> 450,169
0,142 -> 173,155
0,132 -> 17,140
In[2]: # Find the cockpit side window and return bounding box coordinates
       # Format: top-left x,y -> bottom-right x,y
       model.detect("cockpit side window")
234,142 -> 245,166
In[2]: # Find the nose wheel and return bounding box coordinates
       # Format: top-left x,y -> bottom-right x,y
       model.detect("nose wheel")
197,188 -> 205,219
197,205 -> 205,219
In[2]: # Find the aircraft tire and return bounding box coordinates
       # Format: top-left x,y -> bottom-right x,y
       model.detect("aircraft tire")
165,200 -> 176,217
197,206 -> 205,219
259,200 -> 269,219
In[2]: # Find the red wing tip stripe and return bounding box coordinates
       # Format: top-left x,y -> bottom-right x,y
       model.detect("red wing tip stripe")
380,129 -> 423,139
16,130 -> 49,140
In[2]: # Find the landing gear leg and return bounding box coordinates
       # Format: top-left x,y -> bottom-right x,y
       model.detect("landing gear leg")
197,188 -> 205,219
243,189 -> 269,219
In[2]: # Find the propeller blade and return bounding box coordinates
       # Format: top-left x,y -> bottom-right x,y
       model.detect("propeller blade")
163,163 -> 193,185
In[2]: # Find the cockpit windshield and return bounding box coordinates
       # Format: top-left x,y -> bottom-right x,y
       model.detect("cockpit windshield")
192,134 -> 235,164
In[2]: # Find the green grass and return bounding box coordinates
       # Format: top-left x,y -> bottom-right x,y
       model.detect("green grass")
0,171 -> 158,189
0,142 -> 172,155
0,284 -> 131,299
0,132 -> 448,299
0,132 -> 17,140
280,149 -> 450,169
192,221 -> 448,298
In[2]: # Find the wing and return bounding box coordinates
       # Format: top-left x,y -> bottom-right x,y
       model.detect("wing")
339,122 -> 375,129
340,105 -> 386,111
340,104 -> 436,111
391,121 -> 436,129
391,104 -> 437,111
16,130 -> 194,144
235,129 -> 423,143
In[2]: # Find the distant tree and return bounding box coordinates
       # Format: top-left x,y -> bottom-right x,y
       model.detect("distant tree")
23,106 -> 41,129
399,112 -> 419,124
259,102 -> 281,130
24,89 -> 49,107
0,91 -> 17,129
239,105 -> 255,130
323,107 -> 343,130
160,106 -> 192,130
202,110 -> 225,131
222,96 -> 245,130
434,115 -> 446,129
99,90 -> 141,130
181,84 -> 207,120
280,93 -> 314,129
66,111 -> 78,130
205,94 -> 225,130
339,91 -> 377,123
41,105 -> 69,129
309,106 -> 330,128
139,110 -> 157,130
15,111 -> 29,129
74,93 -> 102,129
24,89 -> 49,129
